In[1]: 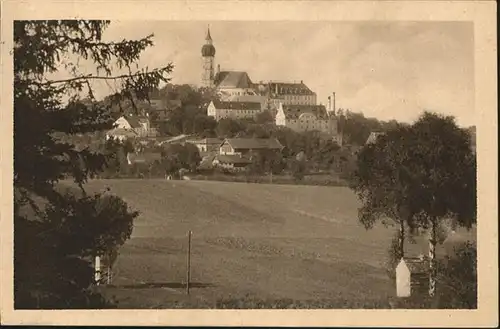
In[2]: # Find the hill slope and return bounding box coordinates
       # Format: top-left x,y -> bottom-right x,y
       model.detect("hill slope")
74,179 -> 474,308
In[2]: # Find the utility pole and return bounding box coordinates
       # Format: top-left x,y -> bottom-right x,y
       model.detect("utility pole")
186,230 -> 192,294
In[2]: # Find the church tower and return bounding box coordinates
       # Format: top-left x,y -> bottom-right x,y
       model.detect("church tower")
201,26 -> 216,88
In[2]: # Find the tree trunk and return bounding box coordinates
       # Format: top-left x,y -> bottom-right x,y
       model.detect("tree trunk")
107,263 -> 111,284
399,220 -> 405,259
429,218 -> 437,297
94,255 -> 101,285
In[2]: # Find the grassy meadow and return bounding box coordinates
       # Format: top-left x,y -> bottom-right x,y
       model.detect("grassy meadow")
69,179 -> 474,308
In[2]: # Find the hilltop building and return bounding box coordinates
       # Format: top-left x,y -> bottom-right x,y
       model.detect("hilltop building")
200,27 -> 316,107
207,100 -> 264,121
200,26 -> 340,142
202,26 -> 255,96
275,101 -> 341,144
266,81 -> 317,109
214,70 -> 257,98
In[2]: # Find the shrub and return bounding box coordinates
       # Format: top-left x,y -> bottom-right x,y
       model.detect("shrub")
436,241 -> 477,308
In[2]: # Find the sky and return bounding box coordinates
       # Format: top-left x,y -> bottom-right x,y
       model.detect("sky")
78,21 -> 475,126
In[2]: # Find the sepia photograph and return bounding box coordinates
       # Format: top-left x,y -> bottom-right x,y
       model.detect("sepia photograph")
1,0 -> 497,327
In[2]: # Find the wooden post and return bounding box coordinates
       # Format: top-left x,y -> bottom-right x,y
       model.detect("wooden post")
186,230 -> 192,294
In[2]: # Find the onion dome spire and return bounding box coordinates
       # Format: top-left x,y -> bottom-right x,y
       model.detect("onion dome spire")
201,25 -> 216,57
206,26 -> 212,42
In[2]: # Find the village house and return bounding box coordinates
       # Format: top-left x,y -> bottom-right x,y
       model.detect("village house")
105,128 -> 138,142
106,115 -> 151,141
365,131 -> 385,145
106,115 -> 157,141
207,100 -> 264,121
209,137 -> 284,171
212,154 -> 253,171
219,137 -> 284,156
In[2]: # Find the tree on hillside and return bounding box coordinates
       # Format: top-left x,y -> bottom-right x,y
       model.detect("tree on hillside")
193,114 -> 217,137
402,112 -> 476,297
161,143 -> 202,174
102,138 -> 130,178
290,151 -> 308,181
216,118 -> 247,138
14,20 -> 172,308
350,112 -> 476,298
255,110 -> 275,124
349,124 -> 418,265
337,109 -> 400,146
311,139 -> 341,171
247,150 -> 286,178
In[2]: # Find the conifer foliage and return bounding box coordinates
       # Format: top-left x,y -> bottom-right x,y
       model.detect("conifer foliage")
14,20 -> 172,308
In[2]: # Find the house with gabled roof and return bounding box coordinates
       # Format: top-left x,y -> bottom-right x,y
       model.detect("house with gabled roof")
207,100 -> 264,121
106,115 -> 153,141
219,137 -> 284,156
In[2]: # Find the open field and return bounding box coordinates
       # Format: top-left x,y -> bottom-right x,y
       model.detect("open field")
73,179 -> 474,308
